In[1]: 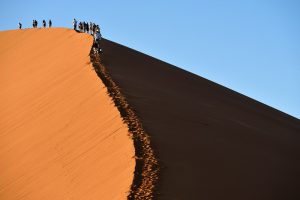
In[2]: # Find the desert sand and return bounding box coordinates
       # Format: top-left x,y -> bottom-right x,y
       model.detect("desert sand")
0,28 -> 135,200
1,27 -> 300,200
100,39 -> 300,200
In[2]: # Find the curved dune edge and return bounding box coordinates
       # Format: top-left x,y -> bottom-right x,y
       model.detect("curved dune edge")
90,50 -> 159,199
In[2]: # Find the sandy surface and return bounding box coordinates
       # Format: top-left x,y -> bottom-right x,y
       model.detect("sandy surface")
0,28 -> 135,200
100,39 -> 300,200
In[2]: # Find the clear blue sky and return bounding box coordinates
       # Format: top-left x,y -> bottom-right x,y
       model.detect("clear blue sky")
1,0 -> 299,119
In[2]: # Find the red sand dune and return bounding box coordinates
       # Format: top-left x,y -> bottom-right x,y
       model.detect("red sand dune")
100,39 -> 300,200
1,28 -> 300,200
0,28 -> 135,200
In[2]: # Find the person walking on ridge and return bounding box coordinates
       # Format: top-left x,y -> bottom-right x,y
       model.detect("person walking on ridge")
49,19 -> 52,28
92,23 -> 96,35
89,22 -> 93,34
78,22 -> 82,32
18,22 -> 22,29
82,21 -> 85,32
42,20 -> 46,28
86,22 -> 89,33
93,29 -> 102,53
73,18 -> 77,30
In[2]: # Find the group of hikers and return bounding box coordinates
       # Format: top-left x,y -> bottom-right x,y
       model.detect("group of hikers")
17,18 -> 102,53
18,19 -> 52,29
32,19 -> 52,28
72,19 -> 100,35
72,19 -> 102,53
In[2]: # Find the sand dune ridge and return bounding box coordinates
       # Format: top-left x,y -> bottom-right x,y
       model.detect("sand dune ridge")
90,50 -> 159,199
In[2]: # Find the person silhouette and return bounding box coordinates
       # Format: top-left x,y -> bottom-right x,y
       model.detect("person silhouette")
73,18 -> 77,30
18,22 -> 22,29
49,19 -> 52,28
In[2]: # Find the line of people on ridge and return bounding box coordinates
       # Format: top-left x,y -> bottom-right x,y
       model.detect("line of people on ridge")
32,19 -> 52,28
72,19 -> 102,53
18,18 -> 102,53
72,19 -> 100,35
18,19 -> 52,29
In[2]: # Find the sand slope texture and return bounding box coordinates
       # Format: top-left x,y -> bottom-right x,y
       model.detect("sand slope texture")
99,39 -> 300,200
0,28 -> 135,200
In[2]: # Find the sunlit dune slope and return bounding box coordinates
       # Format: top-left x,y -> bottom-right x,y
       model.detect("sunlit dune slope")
100,39 -> 300,200
0,28 -> 134,200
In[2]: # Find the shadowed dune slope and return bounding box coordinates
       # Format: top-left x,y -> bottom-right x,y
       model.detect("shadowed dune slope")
0,29 -> 134,200
100,39 -> 300,200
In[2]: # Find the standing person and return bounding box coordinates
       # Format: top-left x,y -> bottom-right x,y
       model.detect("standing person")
49,19 -> 52,28
78,22 -> 82,32
18,22 -> 22,29
32,20 -> 35,28
89,22 -> 93,34
94,30 -> 102,53
35,20 -> 38,28
42,20 -> 46,28
92,23 -> 96,35
86,22 -> 89,33
73,18 -> 77,30
83,22 -> 86,32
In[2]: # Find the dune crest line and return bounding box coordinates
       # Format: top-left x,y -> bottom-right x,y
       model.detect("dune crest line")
90,49 -> 159,199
